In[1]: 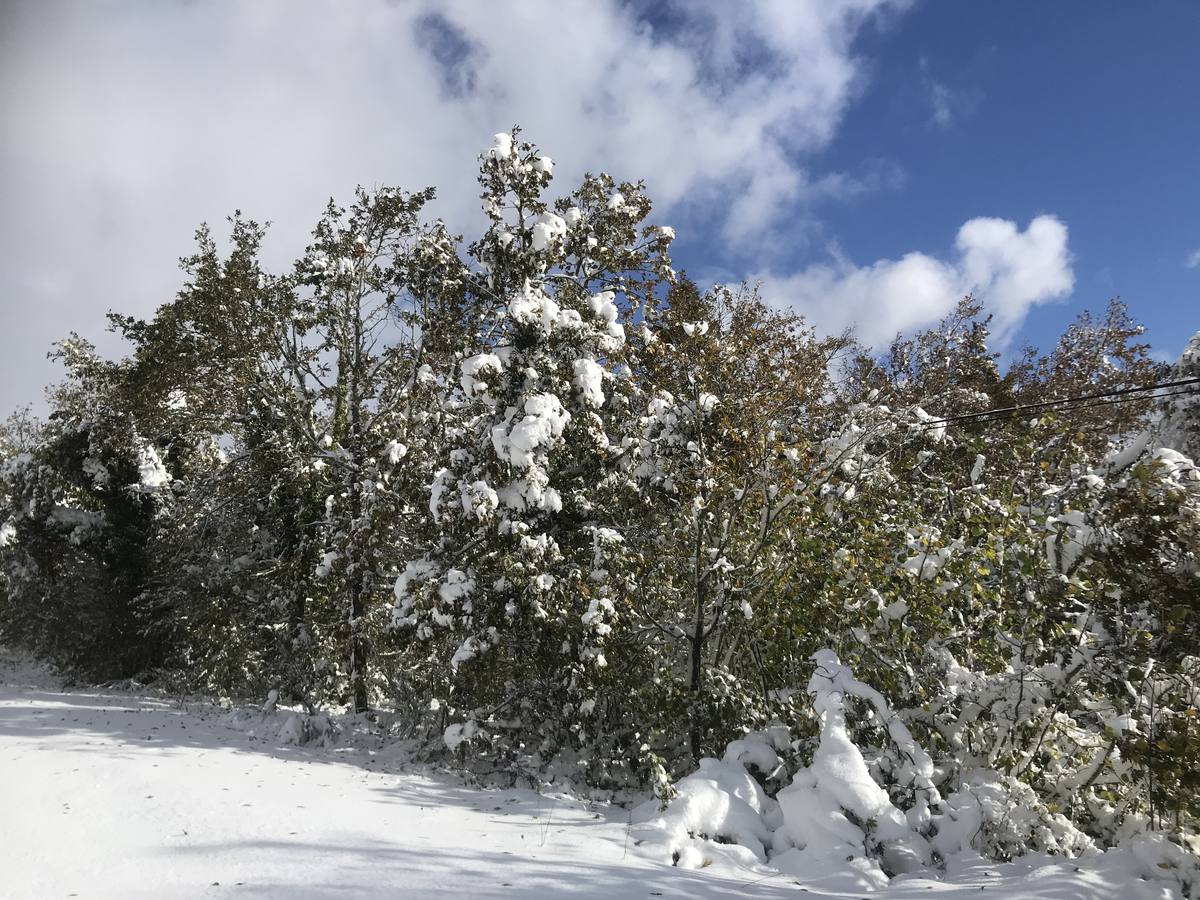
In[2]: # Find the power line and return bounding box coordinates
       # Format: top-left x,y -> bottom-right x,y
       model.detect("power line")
979,386 -> 1200,424
919,388 -> 1200,433
916,376 -> 1200,429
922,376 -> 1200,427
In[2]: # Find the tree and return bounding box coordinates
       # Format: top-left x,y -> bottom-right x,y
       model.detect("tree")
0,337 -> 171,677
109,187 -> 450,711
622,278 -> 848,763
392,129 -> 674,774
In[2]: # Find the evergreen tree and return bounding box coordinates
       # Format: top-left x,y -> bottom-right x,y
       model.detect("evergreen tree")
392,129 -> 673,773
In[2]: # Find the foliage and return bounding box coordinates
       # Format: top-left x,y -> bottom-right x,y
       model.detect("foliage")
0,129 -> 1196,863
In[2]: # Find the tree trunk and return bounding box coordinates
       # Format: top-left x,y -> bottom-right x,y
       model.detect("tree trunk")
346,447 -> 368,714
346,289 -> 369,715
687,581 -> 706,762
348,567 -> 368,713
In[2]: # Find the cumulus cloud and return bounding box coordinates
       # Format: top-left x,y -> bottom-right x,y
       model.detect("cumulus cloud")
759,215 -> 1074,348
0,0 -> 907,414
1186,248 -> 1200,269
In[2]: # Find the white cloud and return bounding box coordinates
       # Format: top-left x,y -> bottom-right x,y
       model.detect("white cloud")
1185,248 -> 1200,269
928,80 -> 956,128
0,0 -> 906,414
759,215 -> 1074,348
919,57 -> 980,130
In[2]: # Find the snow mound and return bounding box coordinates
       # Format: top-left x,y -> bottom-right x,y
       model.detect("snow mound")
632,728 -> 787,870
632,650 -> 1197,898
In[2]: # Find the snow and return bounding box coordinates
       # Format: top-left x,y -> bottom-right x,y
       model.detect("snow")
136,441 -> 171,489
573,357 -> 605,407
588,290 -> 619,324
1151,446 -> 1199,479
586,290 -> 625,350
460,352 -> 504,397
83,453 -> 111,486
530,212 -> 566,252
450,633 -> 487,671
49,504 -> 107,541
491,393 -> 570,469
383,439 -> 408,465
631,652 -> 1189,898
1104,713 -> 1139,735
0,648 -> 1184,899
912,406 -> 947,442
392,557 -> 440,626
507,280 -> 570,335
774,651 -> 934,883
970,453 -> 985,484
437,568 -> 475,607
314,550 -> 340,578
487,131 -> 513,159
634,754 -> 778,864
901,545 -> 953,578
443,718 -> 478,751
459,479 -> 499,519
428,467 -> 451,522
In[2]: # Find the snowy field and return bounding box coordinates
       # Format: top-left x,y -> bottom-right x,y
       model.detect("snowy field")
0,650 -> 1181,899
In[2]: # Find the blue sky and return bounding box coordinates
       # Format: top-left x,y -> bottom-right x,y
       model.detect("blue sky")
1,1 -> 1197,417
795,0 -> 1200,358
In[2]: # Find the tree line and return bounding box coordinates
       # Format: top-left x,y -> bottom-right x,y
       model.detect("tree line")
1,129 -> 1196,854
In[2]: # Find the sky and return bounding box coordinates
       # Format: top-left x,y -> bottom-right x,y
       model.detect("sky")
1,0 -> 1197,417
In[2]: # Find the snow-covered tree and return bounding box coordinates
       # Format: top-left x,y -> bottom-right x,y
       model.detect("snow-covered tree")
617,278 -> 849,764
105,188 -> 453,710
391,130 -> 673,773
0,337 -> 173,677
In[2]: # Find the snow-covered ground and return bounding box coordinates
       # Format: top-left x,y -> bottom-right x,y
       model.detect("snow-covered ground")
0,650 -> 1179,899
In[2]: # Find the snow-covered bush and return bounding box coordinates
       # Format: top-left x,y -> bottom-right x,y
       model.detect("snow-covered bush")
639,649 -> 1197,896
632,728 -> 789,871
934,769 -> 1095,861
635,653 -> 943,890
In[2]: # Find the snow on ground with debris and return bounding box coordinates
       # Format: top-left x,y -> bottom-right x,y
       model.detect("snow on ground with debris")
0,649 -> 1180,899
